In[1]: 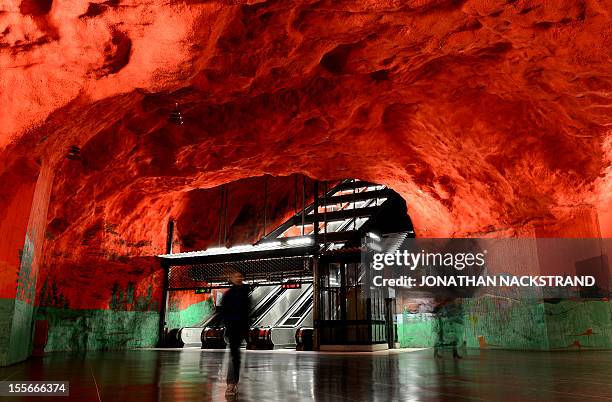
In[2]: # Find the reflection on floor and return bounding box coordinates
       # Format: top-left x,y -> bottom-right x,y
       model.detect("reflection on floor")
1,348 -> 611,401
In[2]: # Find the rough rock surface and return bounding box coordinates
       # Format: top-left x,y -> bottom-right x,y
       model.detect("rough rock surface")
38,174 -> 311,308
0,0 -> 611,309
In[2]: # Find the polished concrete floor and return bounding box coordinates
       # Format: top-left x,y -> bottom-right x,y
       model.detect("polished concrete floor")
0,348 -> 611,401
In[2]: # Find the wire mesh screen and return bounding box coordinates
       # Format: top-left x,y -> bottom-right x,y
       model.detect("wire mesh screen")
168,256 -> 313,289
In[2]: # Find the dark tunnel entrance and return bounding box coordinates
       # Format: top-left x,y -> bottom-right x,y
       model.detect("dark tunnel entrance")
157,178 -> 415,351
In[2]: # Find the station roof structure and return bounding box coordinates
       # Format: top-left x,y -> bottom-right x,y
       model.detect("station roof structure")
158,179 -> 413,287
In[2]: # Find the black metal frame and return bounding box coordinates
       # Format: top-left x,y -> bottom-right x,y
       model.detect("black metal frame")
156,178 -> 414,347
157,220 -> 174,347
161,244 -> 317,266
167,254 -> 315,289
316,252 -> 389,345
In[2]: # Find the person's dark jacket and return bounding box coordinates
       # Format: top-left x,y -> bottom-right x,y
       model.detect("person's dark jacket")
220,285 -> 251,333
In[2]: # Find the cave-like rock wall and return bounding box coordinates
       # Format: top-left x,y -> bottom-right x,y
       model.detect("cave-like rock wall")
2,0 -> 611,239
0,0 -> 611,358
39,173 -> 312,311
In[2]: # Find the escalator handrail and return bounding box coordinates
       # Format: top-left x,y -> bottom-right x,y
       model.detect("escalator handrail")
273,284 -> 313,327
251,286 -> 287,326
276,289 -> 313,328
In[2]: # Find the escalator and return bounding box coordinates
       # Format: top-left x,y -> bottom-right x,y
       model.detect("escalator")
172,282 -> 314,350
200,284 -> 290,349
251,285 -> 310,328
178,285 -> 278,347
269,285 -> 313,347
176,282 -> 314,350
247,284 -> 313,349
248,285 -> 286,324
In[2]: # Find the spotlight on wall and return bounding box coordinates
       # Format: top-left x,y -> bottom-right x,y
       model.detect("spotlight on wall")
168,103 -> 184,125
66,145 -> 81,160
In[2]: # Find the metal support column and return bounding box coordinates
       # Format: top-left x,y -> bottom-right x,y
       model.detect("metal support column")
312,256 -> 320,351
158,219 -> 174,347
312,181 -> 320,350
301,177 -> 306,235
313,181 -> 319,241
263,176 -> 268,237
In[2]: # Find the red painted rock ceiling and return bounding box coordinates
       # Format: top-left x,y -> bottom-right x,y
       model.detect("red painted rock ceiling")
0,0 -> 611,306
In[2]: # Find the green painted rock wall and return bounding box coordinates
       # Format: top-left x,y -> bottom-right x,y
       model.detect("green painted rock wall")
464,298 -> 549,350
167,298 -> 214,329
0,299 -> 17,365
8,300 -> 36,363
35,307 -> 159,352
397,312 -> 436,348
545,300 -> 612,349
31,290 -> 214,352
398,299 -> 612,351
0,299 -> 38,366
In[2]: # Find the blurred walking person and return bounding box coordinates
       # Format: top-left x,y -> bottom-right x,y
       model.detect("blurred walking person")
220,268 -> 251,396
